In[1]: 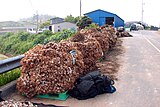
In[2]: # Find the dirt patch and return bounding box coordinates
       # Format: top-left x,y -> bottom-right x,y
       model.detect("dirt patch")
0,54 -> 8,60
97,39 -> 124,81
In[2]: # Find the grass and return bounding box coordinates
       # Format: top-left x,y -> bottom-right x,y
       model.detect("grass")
0,54 -> 20,87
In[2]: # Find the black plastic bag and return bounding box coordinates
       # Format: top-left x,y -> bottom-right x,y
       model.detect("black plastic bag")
69,70 -> 116,100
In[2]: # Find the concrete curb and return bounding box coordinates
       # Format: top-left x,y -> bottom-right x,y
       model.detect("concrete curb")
0,80 -> 16,98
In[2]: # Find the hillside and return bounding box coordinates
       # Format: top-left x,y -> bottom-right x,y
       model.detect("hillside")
0,21 -> 25,28
0,14 -> 54,29
19,14 -> 53,24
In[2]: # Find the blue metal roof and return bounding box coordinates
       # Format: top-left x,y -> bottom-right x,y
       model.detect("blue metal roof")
84,9 -> 124,22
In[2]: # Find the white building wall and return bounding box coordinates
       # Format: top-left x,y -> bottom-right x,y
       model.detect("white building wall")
51,22 -> 77,33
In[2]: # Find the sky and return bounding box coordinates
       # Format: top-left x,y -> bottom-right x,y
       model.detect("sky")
0,0 -> 160,26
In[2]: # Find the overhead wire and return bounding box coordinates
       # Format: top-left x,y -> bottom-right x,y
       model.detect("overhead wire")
28,0 -> 39,30
28,0 -> 35,14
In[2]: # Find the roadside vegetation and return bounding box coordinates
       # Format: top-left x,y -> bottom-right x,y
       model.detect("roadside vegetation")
0,30 -> 75,56
0,69 -> 20,86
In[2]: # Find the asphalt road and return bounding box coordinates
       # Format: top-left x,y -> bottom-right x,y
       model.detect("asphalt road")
114,30 -> 160,107
7,30 -> 160,107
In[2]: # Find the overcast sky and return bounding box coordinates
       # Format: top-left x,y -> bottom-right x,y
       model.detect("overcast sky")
0,0 -> 159,26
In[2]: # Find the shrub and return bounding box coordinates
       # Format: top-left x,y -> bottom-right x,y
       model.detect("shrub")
33,34 -> 46,45
76,16 -> 92,29
2,32 -> 14,38
19,32 -> 30,41
42,30 -> 53,36
85,23 -> 98,29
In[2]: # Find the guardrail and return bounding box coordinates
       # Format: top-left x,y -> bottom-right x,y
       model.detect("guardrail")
0,55 -> 24,74
0,55 -> 24,98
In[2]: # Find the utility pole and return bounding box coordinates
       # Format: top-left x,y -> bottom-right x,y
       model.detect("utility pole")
141,0 -> 144,23
80,0 -> 82,17
36,11 -> 39,33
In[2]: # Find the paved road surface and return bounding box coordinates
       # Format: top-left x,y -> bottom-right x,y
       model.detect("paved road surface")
111,30 -> 160,107
8,30 -> 160,107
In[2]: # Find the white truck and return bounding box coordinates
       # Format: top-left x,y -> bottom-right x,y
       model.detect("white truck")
27,28 -> 43,34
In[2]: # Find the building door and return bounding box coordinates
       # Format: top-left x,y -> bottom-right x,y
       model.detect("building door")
105,17 -> 114,26
49,26 -> 52,31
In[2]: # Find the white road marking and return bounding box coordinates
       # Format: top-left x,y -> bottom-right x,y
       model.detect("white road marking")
143,36 -> 160,53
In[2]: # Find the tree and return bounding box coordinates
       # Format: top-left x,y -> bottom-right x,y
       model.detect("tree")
39,20 -> 50,28
74,16 -> 81,23
64,15 -> 75,23
76,16 -> 92,29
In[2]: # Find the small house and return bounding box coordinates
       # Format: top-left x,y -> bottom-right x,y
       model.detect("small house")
49,17 -> 76,33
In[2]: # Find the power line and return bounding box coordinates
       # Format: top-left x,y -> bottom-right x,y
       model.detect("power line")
36,11 -> 39,33
28,0 -> 39,33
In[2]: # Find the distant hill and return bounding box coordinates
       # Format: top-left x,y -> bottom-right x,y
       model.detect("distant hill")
0,21 -> 24,28
0,14 -> 54,29
19,14 -> 54,25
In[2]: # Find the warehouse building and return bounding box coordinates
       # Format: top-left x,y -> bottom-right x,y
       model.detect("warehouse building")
84,9 -> 124,28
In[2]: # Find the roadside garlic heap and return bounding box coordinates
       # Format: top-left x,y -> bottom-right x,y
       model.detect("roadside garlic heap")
68,33 -> 103,73
0,100 -> 36,107
17,42 -> 84,98
17,25 -> 117,98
